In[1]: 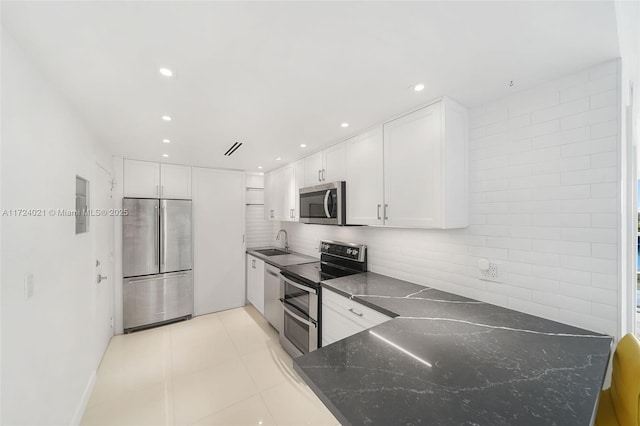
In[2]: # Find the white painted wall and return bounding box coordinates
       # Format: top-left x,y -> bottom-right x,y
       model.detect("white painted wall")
279,60 -> 623,338
1,32 -> 113,424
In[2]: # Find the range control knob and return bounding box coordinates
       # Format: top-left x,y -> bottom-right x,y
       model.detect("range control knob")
352,249 -> 359,257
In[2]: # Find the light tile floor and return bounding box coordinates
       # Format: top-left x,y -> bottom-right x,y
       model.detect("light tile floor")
82,306 -> 340,426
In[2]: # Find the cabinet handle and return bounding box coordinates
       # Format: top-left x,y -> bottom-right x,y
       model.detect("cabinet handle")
292,208 -> 295,219
384,204 -> 389,220
252,259 -> 256,268
161,185 -> 164,197
348,308 -> 363,317
377,204 -> 381,220
322,169 -> 325,181
156,185 -> 159,196
318,170 -> 321,182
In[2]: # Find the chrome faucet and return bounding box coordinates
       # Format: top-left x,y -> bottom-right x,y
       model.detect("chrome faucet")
276,229 -> 289,253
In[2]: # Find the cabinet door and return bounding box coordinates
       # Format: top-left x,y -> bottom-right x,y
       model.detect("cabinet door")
292,159 -> 305,221
246,255 -> 265,314
383,102 -> 443,228
281,164 -> 295,221
304,152 -> 323,186
272,167 -> 285,220
124,159 -> 160,198
264,171 -> 274,220
322,142 -> 346,182
345,128 -> 384,225
160,164 -> 192,199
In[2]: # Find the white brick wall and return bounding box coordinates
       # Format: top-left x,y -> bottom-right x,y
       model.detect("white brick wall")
278,60 -> 621,337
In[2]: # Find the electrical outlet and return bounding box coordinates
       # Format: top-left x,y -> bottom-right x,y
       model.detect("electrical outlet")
480,262 -> 501,282
24,274 -> 34,300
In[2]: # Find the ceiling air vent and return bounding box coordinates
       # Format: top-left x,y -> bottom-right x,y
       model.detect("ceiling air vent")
224,142 -> 243,156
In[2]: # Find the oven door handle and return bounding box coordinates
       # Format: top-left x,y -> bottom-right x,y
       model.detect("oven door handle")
281,302 -> 317,328
281,275 -> 318,295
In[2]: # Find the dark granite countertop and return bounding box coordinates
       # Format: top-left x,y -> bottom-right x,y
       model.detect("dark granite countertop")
293,272 -> 613,426
246,247 -> 318,268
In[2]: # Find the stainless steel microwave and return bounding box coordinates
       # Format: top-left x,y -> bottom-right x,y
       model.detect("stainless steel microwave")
299,181 -> 346,225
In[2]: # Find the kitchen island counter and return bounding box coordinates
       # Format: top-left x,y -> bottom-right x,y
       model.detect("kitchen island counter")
293,272 -> 612,426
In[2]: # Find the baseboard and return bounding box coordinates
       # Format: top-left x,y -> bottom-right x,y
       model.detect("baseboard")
69,370 -> 96,426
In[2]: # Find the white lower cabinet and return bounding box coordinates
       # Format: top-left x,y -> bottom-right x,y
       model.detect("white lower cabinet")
246,254 -> 265,314
321,288 -> 391,346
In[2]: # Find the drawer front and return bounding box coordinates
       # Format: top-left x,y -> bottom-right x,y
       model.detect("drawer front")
124,272 -> 193,330
323,288 -> 391,329
322,303 -> 368,345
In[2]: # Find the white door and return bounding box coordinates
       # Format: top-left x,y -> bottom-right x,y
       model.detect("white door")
94,163 -> 114,358
304,152 -> 323,186
322,142 -> 346,182
346,128 -> 384,225
123,159 -> 160,198
160,163 -> 192,199
192,167 -> 245,315
383,103 -> 443,228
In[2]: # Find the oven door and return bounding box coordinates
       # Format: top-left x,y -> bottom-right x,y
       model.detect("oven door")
299,182 -> 345,225
279,275 -> 319,357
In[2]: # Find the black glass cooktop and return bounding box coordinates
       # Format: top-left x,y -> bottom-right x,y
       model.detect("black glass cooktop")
282,261 -> 362,288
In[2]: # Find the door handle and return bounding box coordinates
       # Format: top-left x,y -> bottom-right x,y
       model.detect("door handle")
377,204 -> 381,220
323,190 -> 331,218
348,308 -> 363,317
97,274 -> 108,284
384,204 -> 389,220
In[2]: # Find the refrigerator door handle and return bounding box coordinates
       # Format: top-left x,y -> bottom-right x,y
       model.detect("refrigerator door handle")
160,201 -> 166,270
154,204 -> 159,266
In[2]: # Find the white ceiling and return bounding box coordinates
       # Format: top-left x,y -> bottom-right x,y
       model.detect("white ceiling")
2,1 -> 620,172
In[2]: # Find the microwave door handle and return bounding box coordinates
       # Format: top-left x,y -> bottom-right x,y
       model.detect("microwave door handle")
324,190 -> 331,218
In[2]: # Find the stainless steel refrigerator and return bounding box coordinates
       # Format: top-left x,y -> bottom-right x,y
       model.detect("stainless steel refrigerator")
123,198 -> 193,332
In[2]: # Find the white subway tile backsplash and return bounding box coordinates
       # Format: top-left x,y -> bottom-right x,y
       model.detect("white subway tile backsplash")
591,214 -> 617,229
560,105 -> 617,130
590,89 -> 617,109
531,98 -> 589,124
559,74 -> 617,103
561,167 -> 616,185
590,120 -> 618,138
279,60 -> 620,338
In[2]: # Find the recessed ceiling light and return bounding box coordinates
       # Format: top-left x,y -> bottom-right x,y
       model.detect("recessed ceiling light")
162,139 -> 171,144
413,83 -> 425,92
275,157 -> 281,161
341,122 -> 349,128
258,166 -> 263,169
162,154 -> 169,158
300,144 -> 307,148
162,115 -> 172,121
159,67 -> 173,77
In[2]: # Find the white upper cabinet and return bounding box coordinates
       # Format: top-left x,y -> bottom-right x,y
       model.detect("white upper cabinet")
124,159 -> 192,199
124,159 -> 161,198
160,163 -> 192,199
303,142 -> 346,186
383,98 -> 468,229
304,152 -> 324,186
345,128 -> 384,226
293,159 -> 305,221
265,163 -> 299,222
322,142 -> 346,183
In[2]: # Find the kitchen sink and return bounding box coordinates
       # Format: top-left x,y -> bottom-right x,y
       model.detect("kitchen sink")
255,248 -> 289,256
